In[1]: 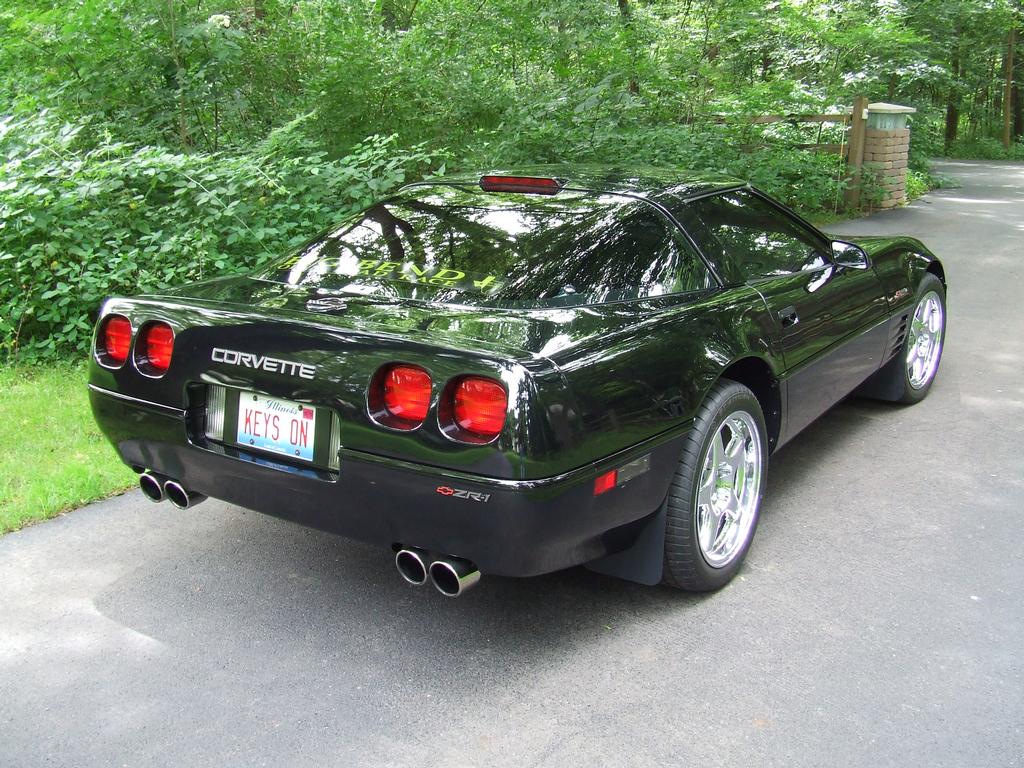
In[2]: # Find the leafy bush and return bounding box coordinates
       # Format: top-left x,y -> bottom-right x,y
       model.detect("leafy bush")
905,169 -> 930,200
0,112 -> 442,361
944,136 -> 1024,160
477,100 -> 860,215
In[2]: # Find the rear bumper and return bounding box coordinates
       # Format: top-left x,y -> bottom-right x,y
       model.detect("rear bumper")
89,385 -> 686,577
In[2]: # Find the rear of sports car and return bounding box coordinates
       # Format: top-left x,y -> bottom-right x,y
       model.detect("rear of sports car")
87,176 -> 695,592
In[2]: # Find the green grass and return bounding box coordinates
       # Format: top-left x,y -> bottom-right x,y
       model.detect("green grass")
0,364 -> 135,533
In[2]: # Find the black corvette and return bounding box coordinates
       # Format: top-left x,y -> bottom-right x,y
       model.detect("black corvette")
88,168 -> 947,596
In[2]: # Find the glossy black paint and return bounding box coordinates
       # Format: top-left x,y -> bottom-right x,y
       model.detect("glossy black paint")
88,167 -> 944,580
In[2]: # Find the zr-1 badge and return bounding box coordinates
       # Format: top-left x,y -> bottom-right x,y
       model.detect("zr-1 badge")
436,486 -> 491,503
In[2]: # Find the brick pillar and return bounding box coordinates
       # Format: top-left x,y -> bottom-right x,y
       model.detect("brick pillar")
862,128 -> 910,209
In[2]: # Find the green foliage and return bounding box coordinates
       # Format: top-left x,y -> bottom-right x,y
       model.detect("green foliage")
905,169 -> 930,201
0,112 -> 442,360
1,0 -> 1020,360
0,362 -> 135,532
944,137 -> 1024,160
481,111 -> 855,213
5,0 -> 1017,156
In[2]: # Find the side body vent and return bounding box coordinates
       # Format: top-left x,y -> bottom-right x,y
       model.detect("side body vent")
885,314 -> 910,362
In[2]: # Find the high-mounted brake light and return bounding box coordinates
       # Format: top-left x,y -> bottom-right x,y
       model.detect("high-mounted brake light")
479,175 -> 564,195
137,322 -> 174,375
382,365 -> 432,425
98,314 -> 132,366
453,377 -> 508,439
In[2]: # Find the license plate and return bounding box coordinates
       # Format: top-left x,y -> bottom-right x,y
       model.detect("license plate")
236,392 -> 317,462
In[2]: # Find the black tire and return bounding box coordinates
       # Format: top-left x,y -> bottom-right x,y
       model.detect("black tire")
856,273 -> 946,405
662,379 -> 769,592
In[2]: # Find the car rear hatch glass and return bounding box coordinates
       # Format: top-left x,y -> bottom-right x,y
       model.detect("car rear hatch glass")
257,185 -> 711,308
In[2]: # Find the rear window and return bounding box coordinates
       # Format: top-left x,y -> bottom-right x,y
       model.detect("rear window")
261,185 -> 712,308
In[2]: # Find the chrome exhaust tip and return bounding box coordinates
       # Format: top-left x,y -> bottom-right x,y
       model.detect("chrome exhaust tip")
139,472 -> 165,503
428,557 -> 481,597
395,548 -> 430,586
163,480 -> 207,510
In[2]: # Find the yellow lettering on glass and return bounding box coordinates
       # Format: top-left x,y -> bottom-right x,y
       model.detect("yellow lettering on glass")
430,268 -> 466,285
400,263 -> 432,282
473,275 -> 497,290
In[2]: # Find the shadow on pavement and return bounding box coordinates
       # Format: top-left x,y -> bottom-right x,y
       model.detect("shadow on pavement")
91,395 -> 898,684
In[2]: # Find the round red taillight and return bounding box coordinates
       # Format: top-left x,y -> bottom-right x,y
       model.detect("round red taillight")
453,377 -> 507,439
382,365 -> 432,425
137,322 -> 174,375
98,314 -> 132,366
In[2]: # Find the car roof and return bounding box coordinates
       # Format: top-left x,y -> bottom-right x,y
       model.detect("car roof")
401,164 -> 747,202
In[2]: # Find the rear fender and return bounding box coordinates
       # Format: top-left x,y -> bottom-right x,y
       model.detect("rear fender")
535,286 -> 783,478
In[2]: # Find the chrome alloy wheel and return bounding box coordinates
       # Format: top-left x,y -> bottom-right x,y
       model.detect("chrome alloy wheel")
694,410 -> 764,568
907,290 -> 944,390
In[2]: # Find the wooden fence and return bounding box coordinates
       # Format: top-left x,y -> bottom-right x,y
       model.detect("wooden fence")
719,95 -> 872,208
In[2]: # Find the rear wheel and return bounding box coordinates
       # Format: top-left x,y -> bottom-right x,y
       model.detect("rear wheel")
662,380 -> 768,591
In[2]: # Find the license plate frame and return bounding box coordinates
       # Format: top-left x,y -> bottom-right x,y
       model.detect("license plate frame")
236,391 -> 317,462
215,387 -> 333,468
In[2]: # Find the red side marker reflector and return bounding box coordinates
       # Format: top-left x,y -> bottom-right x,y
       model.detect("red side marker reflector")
594,469 -> 618,496
479,175 -> 564,195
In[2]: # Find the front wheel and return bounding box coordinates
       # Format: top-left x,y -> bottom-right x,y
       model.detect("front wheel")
662,380 -> 768,591
856,273 -> 946,404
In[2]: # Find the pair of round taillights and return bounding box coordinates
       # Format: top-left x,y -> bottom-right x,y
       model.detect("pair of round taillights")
96,314 -> 174,376
377,364 -> 507,442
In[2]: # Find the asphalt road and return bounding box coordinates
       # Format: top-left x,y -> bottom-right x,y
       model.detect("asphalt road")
2,161 -> 1022,768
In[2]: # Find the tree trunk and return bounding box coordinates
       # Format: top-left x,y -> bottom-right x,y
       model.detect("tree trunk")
1014,32 -> 1023,138
944,100 -> 960,148
944,28 -> 961,150
165,0 -> 190,150
618,0 -> 640,94
1004,28 -> 1016,149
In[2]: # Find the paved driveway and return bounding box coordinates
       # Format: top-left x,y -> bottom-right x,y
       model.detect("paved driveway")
2,161 -> 1022,768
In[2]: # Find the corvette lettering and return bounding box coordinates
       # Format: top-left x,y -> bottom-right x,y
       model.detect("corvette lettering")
436,486 -> 491,503
211,347 -> 316,380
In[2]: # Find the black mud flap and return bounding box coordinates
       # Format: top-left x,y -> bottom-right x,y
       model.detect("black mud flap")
584,502 -> 666,586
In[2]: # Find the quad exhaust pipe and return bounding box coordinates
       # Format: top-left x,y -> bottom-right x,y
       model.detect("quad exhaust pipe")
395,548 -> 480,597
139,471 -> 165,502
429,557 -> 481,597
395,548 -> 430,586
164,480 -> 207,510
138,472 -> 206,510
139,475 -> 475,592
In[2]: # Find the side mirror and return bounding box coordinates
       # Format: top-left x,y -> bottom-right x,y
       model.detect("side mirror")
831,240 -> 871,270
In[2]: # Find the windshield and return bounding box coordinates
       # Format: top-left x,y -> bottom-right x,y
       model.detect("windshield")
261,185 -> 711,308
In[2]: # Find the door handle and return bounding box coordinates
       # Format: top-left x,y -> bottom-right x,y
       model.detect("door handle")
778,306 -> 799,328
